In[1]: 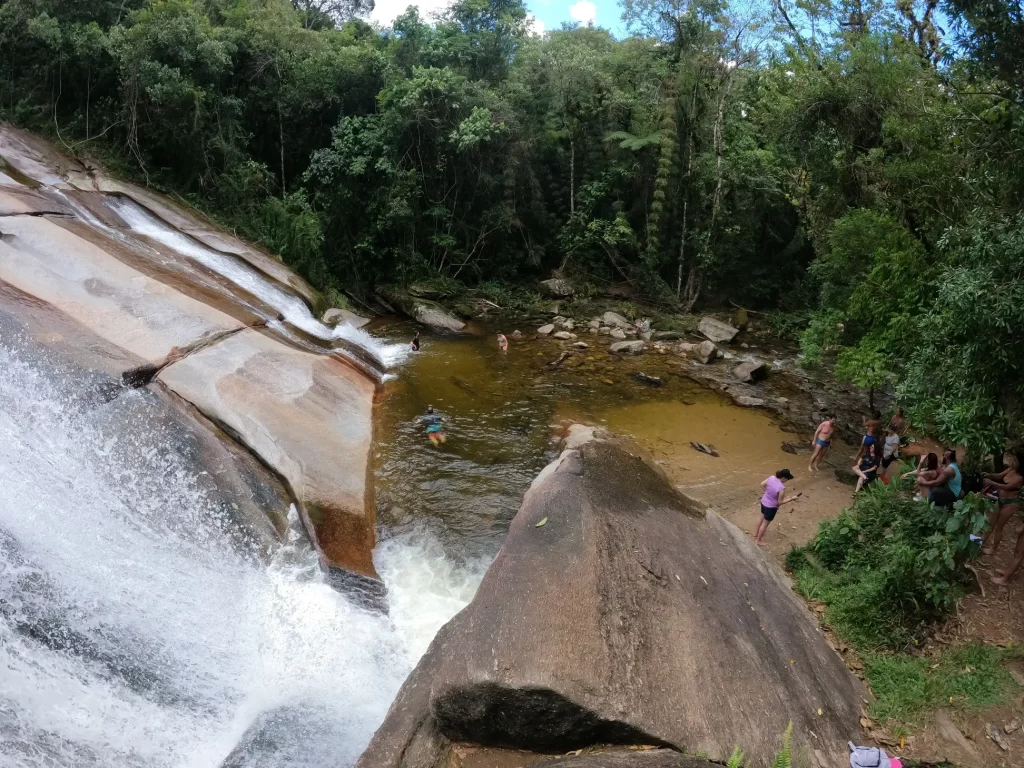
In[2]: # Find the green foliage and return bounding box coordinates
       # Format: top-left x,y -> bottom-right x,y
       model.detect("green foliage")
725,746 -> 744,768
770,722 -> 792,768
4,0 -> 1024,458
865,644 -> 1019,724
792,476 -> 988,650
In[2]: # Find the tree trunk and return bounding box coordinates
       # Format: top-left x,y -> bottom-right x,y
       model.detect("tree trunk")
85,67 -> 91,141
569,136 -> 575,216
278,104 -> 287,197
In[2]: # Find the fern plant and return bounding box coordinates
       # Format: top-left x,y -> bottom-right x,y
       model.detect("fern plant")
771,722 -> 793,768
726,746 -> 745,768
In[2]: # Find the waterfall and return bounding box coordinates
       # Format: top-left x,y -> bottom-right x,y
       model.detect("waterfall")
98,196 -> 408,369
0,343 -> 483,768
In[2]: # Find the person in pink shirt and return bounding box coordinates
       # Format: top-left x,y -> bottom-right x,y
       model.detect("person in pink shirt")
755,468 -> 795,546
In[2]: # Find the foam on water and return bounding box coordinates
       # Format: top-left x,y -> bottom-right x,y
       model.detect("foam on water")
103,197 -> 408,368
0,345 -> 485,768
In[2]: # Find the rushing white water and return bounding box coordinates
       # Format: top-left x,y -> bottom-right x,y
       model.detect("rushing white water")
101,197 -> 407,368
0,345 -> 484,768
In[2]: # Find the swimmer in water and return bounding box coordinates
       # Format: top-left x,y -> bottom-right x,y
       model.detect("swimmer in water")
411,332 -> 420,352
421,406 -> 446,445
497,333 -> 508,354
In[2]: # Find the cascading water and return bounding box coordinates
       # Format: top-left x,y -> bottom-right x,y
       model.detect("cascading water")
0,342 -> 485,768
102,198 -> 406,368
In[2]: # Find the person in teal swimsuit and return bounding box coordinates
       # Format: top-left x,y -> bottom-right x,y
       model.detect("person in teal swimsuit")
420,406 -> 446,445
919,449 -> 962,508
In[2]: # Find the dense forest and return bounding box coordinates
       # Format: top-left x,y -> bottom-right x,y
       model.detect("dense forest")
0,0 -> 1022,451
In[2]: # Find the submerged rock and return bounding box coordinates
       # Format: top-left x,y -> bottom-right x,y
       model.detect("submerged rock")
553,331 -> 574,340
609,328 -> 627,340
609,340 -> 645,355
358,427 -> 863,768
698,316 -> 739,344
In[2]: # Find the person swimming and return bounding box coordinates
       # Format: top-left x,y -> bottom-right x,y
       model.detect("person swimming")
497,333 -> 508,353
411,332 -> 421,352
421,405 -> 446,445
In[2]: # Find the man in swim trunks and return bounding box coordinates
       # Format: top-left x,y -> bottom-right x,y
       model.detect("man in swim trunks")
411,332 -> 421,352
421,406 -> 446,445
754,468 -> 796,546
982,450 -> 1024,559
497,333 -> 508,354
808,415 -> 836,472
855,410 -> 883,461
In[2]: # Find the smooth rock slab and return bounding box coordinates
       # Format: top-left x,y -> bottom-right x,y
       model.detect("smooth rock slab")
698,316 -> 739,344
157,328 -> 378,576
538,324 -> 555,335
376,428 -> 863,766
411,301 -> 466,333
0,215 -> 243,365
322,307 -> 370,329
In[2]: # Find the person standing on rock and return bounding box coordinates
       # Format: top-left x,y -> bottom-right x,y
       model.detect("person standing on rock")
808,415 -> 836,472
755,469 -> 795,546
497,333 -> 508,354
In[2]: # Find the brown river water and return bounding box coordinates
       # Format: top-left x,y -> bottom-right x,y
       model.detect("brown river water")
372,321 -> 856,564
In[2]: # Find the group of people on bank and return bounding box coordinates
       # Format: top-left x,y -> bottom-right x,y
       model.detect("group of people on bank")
759,408 -> 1024,585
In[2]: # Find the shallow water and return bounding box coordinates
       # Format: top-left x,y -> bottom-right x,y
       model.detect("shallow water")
372,323 -> 819,560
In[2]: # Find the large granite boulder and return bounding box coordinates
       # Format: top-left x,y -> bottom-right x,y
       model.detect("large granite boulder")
698,316 -> 739,344
156,328 -> 378,577
359,427 -> 863,768
539,278 -> 576,298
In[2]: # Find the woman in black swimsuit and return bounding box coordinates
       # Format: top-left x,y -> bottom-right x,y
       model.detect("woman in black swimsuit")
852,442 -> 881,493
982,450 -> 1024,557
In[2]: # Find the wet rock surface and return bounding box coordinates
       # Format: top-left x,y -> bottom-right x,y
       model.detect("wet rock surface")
358,426 -> 864,768
697,316 -> 739,344
0,126 -> 384,591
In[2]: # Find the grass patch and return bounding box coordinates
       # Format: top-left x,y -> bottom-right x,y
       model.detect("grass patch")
865,644 -> 1018,723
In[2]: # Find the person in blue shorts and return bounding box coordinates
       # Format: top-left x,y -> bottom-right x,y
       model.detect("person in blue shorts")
855,410 -> 883,461
808,415 -> 836,473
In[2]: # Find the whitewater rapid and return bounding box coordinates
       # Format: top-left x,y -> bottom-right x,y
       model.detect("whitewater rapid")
0,344 -> 484,767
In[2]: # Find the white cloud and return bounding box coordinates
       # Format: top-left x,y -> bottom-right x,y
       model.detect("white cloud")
371,0 -> 455,26
568,0 -> 596,25
527,15 -> 545,35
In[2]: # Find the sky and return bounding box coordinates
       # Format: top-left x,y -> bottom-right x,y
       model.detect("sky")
369,0 -> 630,39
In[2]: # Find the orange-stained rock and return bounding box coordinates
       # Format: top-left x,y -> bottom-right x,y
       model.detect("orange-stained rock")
157,328 -> 378,576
